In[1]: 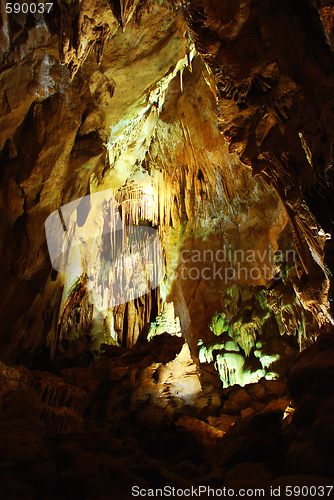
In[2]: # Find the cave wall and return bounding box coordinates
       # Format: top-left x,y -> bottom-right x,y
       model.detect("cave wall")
2,1 -> 334,494
187,0 -> 334,322
0,0 -> 334,376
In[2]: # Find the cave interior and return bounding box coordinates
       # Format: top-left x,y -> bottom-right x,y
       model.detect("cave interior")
1,0 -> 334,498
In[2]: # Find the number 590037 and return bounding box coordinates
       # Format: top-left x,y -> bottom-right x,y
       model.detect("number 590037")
5,3 -> 53,14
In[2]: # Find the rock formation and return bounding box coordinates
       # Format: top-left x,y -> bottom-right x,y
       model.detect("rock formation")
1,0 -> 334,497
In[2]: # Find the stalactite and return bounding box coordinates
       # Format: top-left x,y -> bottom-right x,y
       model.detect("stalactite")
115,180 -> 158,227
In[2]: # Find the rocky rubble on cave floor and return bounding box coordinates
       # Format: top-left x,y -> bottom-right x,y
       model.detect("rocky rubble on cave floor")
1,0 -> 334,497
1,331 -> 334,499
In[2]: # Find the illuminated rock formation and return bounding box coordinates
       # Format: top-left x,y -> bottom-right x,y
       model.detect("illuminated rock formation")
1,0 -> 334,496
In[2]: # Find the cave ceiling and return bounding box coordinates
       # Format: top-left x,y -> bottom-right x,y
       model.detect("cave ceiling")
3,0 -> 334,495
0,0 -> 334,382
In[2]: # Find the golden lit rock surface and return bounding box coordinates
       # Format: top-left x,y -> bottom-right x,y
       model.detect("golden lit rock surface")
1,0 -> 334,496
0,0 -> 306,368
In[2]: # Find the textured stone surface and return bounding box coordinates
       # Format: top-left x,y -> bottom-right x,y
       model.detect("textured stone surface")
0,333 -> 312,498
1,0 -> 334,496
286,331 -> 334,477
0,0 -> 327,373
